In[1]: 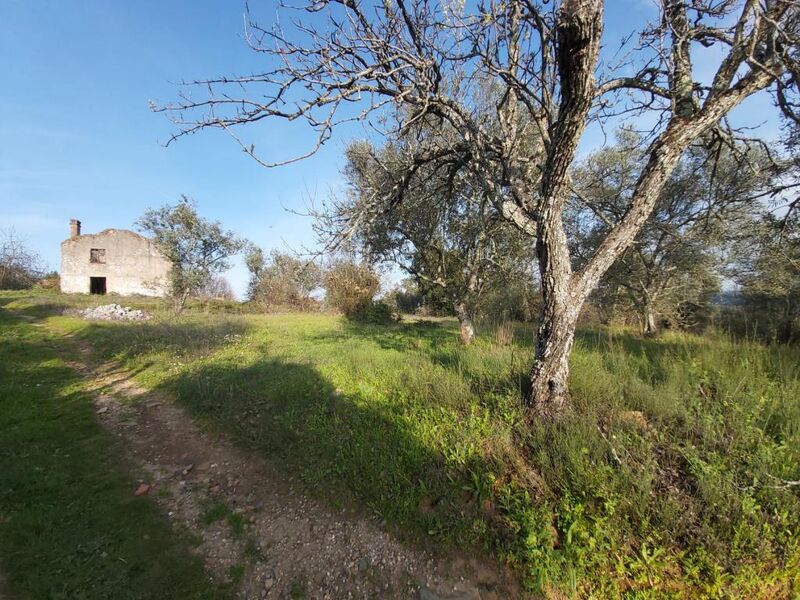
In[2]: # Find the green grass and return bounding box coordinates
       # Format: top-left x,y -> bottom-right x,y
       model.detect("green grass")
199,500 -> 246,538
4,290 -> 800,598
0,295 -> 228,599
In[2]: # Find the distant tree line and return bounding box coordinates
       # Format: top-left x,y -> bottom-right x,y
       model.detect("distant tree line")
243,245 -> 393,323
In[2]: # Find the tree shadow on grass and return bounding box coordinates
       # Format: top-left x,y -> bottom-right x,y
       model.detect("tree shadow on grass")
74,318 -> 254,363
154,354 -> 498,553
301,317 -> 459,354
0,315 -> 227,600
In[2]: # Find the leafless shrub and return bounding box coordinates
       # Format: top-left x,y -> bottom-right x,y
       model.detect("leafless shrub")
0,228 -> 43,290
195,275 -> 236,301
324,260 -> 380,317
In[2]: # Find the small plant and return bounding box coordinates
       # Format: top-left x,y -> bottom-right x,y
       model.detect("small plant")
199,500 -> 246,538
289,579 -> 307,599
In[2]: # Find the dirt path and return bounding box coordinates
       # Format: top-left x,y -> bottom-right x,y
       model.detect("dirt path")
47,325 -> 519,600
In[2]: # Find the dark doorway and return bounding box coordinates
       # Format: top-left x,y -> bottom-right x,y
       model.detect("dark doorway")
90,277 -> 107,295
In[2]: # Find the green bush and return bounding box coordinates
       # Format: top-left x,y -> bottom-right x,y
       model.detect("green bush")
351,300 -> 396,324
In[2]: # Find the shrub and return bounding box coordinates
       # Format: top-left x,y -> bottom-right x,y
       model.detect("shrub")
36,272 -> 60,291
384,280 -> 424,314
353,300 -> 396,324
324,261 -> 380,317
0,229 -> 43,290
247,248 -> 323,312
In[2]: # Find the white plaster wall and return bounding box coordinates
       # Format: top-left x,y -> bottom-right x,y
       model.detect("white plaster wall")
60,229 -> 170,297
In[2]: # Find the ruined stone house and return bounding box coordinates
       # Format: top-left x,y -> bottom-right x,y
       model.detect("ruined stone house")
60,219 -> 171,296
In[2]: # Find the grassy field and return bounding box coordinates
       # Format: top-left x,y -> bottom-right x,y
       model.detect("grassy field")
0,294 -> 229,599
2,290 -> 799,598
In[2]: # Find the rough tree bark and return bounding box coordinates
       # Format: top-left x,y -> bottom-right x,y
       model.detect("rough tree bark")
525,0 -> 603,420
455,302 -> 476,345
525,0 -> 784,419
643,304 -> 658,336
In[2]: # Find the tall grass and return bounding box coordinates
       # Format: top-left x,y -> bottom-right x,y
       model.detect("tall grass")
7,291 -> 799,598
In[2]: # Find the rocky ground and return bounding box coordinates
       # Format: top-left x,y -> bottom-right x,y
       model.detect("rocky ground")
53,329 -> 521,600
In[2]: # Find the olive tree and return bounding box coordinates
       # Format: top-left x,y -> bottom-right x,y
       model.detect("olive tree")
570,135 -> 776,334
137,197 -> 245,314
735,212 -> 800,342
730,119 -> 800,342
159,0 -> 799,420
327,138 -> 533,343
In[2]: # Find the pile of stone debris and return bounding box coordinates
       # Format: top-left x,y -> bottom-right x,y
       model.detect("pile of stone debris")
79,303 -> 151,322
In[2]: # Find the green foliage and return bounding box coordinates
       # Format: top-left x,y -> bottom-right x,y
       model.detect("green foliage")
571,134 -> 775,334
200,500 -> 246,538
384,279 -> 424,314
351,299 -> 396,324
0,301 -> 226,599
732,212 -> 800,343
333,136 -> 535,325
137,196 -> 245,313
7,291 -> 800,598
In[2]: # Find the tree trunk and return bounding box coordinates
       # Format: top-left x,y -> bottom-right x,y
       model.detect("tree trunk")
777,300 -> 793,344
524,192 -> 580,419
643,304 -> 658,336
526,298 -> 580,421
455,302 -> 475,345
174,289 -> 191,316
521,0 -> 603,420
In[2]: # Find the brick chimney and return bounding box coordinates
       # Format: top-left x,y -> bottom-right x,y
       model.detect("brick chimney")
70,219 -> 81,239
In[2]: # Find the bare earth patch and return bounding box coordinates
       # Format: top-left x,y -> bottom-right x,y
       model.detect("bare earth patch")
56,333 -> 520,600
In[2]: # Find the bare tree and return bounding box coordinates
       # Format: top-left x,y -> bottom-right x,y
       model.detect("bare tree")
0,228 -> 43,290
158,0 -> 799,420
245,246 -> 324,310
195,275 -> 236,300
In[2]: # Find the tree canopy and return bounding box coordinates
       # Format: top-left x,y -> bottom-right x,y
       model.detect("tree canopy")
137,197 -> 245,313
160,0 -> 800,419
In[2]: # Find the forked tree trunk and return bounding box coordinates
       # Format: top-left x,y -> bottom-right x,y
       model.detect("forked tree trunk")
523,0 -> 603,420
524,194 -> 581,419
455,302 -> 475,345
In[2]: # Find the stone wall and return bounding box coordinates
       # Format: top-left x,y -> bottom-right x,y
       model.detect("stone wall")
60,229 -> 170,297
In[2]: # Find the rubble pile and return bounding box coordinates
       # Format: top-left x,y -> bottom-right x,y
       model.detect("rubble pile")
80,304 -> 151,321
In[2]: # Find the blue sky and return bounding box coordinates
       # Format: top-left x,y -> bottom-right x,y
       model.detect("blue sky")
0,0 -> 781,297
